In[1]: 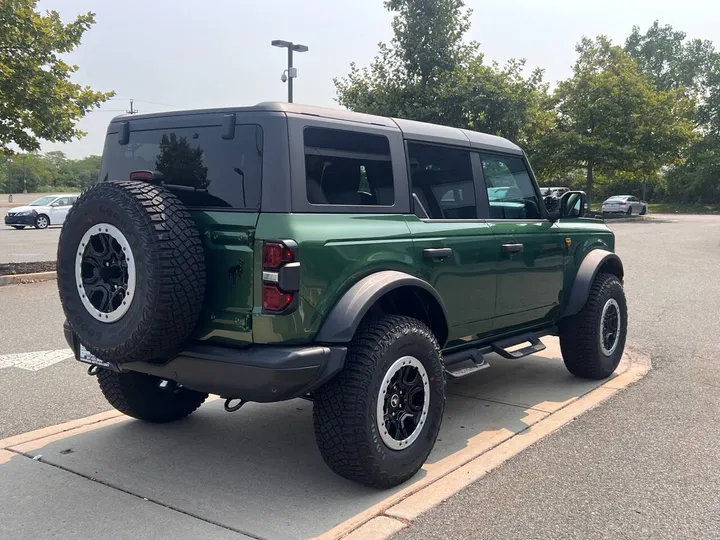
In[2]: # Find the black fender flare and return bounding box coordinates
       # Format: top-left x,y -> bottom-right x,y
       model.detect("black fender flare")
562,249 -> 624,318
314,270 -> 449,344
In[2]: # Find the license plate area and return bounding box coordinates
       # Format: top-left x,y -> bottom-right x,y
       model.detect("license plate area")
78,344 -> 111,368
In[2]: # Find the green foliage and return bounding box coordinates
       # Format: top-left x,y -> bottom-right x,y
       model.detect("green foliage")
664,134 -> 720,204
154,133 -> 208,188
0,0 -> 115,153
535,36 -> 696,206
334,0 -> 550,147
1,151 -> 100,193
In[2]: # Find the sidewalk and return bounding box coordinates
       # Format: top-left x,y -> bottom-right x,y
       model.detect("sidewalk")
0,339 -> 648,540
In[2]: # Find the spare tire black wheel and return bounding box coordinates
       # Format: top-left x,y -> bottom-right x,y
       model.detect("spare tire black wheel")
57,181 -> 206,364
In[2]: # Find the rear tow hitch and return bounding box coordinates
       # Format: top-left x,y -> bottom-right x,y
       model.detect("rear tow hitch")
224,398 -> 246,412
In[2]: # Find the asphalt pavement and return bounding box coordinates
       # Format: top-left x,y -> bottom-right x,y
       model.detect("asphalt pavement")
0,214 -> 718,539
395,214 -> 720,540
0,226 -> 61,263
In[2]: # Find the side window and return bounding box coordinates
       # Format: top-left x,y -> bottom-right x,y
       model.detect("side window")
481,154 -> 542,220
55,197 -> 72,206
304,127 -> 394,206
407,142 -> 476,220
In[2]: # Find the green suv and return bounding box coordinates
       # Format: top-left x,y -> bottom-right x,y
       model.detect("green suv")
57,102 -> 627,489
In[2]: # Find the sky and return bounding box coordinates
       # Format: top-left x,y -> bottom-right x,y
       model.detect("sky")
39,0 -> 720,159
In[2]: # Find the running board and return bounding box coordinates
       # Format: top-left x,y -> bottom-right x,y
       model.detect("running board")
491,336 -> 546,359
443,348 -> 490,379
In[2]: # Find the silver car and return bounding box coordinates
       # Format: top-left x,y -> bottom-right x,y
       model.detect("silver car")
601,195 -> 647,216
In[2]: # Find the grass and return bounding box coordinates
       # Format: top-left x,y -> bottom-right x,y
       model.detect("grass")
647,203 -> 720,214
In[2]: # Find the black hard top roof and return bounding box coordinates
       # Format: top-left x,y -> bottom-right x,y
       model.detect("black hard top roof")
109,101 -> 523,155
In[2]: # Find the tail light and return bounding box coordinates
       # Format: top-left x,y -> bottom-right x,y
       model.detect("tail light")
618,201 -> 626,205
261,241 -> 299,313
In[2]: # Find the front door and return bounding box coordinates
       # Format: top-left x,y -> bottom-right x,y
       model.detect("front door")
49,196 -> 75,225
405,142 -> 498,341
479,152 -> 565,331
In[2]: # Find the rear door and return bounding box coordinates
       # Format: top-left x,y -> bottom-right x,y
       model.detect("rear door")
99,119 -> 265,346
479,152 -> 565,331
405,141 -> 499,341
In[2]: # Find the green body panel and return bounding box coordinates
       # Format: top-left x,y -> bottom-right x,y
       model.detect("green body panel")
488,220 -> 565,330
554,217 -> 615,309
189,210 -> 259,347
405,216 -> 498,337
251,213 -> 416,345
189,208 -> 615,351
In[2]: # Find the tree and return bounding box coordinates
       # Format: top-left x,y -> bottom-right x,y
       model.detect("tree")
0,1 -> 114,153
625,21 -> 720,137
334,0 -> 550,147
538,36 -> 696,207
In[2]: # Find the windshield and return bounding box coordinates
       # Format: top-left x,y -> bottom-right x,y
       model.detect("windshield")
28,196 -> 57,206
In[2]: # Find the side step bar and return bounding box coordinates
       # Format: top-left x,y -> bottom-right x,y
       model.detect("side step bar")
441,329 -> 555,379
491,335 -> 546,360
443,348 -> 490,379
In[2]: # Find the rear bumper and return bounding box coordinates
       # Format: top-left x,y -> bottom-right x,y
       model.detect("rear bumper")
63,321 -> 346,402
4,214 -> 35,226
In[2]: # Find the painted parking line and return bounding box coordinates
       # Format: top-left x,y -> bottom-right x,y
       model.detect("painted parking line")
0,348 -> 73,371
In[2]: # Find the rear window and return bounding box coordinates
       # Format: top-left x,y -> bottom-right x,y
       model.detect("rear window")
304,127 -> 394,206
100,124 -> 263,209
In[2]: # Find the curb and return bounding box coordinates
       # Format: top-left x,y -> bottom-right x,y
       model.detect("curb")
315,347 -> 652,540
0,271 -> 57,287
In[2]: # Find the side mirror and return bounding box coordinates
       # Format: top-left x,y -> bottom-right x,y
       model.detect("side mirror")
558,191 -> 586,219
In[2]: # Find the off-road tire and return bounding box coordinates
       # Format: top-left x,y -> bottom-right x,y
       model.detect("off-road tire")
97,369 -> 207,423
57,181 -> 205,364
313,315 -> 445,488
559,273 -> 627,379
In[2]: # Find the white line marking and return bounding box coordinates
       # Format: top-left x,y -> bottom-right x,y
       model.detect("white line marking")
0,349 -> 73,371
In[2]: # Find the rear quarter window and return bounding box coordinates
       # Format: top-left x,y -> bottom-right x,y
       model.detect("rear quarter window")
100,124 -> 263,210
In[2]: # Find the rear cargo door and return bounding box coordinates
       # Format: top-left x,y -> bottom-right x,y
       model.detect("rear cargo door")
99,118 -> 264,346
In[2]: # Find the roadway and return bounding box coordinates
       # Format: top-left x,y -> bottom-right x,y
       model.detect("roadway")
0,214 -> 718,539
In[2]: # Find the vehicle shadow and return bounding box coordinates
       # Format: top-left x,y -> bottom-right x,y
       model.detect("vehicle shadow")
9,345 -> 615,540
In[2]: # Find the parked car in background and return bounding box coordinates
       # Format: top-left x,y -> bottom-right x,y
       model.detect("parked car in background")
601,195 -> 647,216
4,194 -> 79,229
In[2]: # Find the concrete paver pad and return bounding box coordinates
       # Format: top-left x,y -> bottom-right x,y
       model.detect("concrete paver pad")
0,452 -> 252,540
3,345 -> 622,539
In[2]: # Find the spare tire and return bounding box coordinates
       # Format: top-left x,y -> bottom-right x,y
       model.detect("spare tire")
57,181 -> 206,364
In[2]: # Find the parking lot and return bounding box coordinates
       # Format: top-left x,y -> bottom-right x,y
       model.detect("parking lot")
1,214 -> 719,539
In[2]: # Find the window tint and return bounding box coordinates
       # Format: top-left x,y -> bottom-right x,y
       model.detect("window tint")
304,127 -> 394,206
407,142 -> 476,219
100,124 -> 263,209
54,197 -> 73,206
481,154 -> 542,220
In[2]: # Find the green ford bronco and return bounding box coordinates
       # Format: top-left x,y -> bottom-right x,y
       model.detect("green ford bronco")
57,102 -> 627,489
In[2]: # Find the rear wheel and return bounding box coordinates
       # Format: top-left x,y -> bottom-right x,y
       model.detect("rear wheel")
559,273 -> 627,379
97,369 -> 207,423
313,315 -> 445,488
35,214 -> 49,229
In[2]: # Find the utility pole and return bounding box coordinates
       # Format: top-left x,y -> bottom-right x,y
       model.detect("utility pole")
271,40 -> 309,103
126,99 -> 139,115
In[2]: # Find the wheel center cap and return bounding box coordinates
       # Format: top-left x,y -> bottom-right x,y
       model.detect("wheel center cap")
390,394 -> 400,408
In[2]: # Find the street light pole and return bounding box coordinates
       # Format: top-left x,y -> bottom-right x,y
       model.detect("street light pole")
271,40 -> 309,103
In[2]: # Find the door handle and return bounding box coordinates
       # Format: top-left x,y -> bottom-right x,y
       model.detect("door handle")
424,248 -> 453,259
501,243 -> 524,253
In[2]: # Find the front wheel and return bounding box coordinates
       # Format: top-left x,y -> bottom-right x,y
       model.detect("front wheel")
625,207 -> 632,216
97,369 -> 208,423
313,315 -> 445,488
640,206 -> 647,215
35,214 -> 49,229
559,273 -> 627,379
